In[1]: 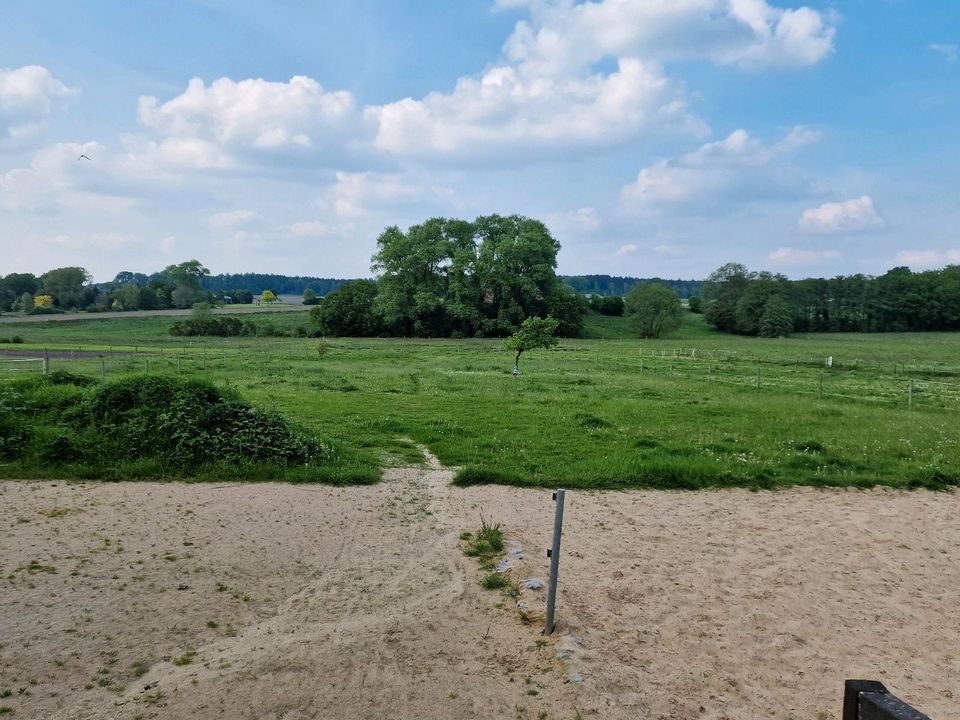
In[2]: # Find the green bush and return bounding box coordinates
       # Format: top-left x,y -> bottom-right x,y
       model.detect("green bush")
0,374 -> 336,479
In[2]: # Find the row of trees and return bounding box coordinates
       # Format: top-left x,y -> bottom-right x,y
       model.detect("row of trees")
311,215 -> 588,338
0,261 -> 258,314
701,263 -> 960,337
563,275 -> 703,299
0,267 -> 95,313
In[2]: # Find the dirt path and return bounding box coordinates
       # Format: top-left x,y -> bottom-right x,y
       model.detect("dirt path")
0,306 -> 306,324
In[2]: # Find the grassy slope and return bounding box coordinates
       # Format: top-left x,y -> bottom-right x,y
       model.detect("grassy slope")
2,312 -> 959,489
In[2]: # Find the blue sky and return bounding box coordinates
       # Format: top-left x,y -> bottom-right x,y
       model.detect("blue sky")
1,0 -> 957,281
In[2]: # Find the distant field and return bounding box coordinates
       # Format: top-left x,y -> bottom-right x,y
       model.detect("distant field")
2,311 -> 959,489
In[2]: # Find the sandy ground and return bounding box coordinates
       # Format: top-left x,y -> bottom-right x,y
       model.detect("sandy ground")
1,456 -> 958,719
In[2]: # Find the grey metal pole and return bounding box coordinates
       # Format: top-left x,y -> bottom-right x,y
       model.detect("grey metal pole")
545,488 -> 566,635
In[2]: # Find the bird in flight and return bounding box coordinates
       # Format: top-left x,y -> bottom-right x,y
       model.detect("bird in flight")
78,154 -> 91,161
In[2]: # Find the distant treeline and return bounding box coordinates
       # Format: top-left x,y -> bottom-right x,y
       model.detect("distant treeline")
561,275 -> 703,298
702,263 -> 960,336
200,274 -> 351,296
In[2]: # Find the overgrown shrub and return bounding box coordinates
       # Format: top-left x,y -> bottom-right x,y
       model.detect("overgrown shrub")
0,373 -> 336,478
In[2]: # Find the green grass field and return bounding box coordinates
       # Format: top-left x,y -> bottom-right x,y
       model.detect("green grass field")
2,311 -> 959,489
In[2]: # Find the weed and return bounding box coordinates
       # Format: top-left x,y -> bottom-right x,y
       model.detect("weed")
172,651 -> 196,666
482,573 -> 509,590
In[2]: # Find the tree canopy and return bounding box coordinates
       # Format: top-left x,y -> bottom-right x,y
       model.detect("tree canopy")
624,283 -> 684,338
368,214 -> 584,338
504,316 -> 560,372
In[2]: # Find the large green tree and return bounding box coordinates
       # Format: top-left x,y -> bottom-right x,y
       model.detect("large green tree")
40,267 -> 91,308
624,283 -> 684,338
310,280 -> 380,336
702,263 -> 750,333
163,260 -> 210,308
371,214 -> 566,338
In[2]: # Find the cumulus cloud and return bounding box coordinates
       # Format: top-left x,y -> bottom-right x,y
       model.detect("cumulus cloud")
767,247 -> 841,265
499,0 -> 836,75
620,126 -> 820,214
368,59 -> 703,160
138,76 -> 359,166
616,243 -> 640,256
319,170 -> 455,220
208,209 -> 259,228
893,249 -> 960,269
0,65 -> 77,139
0,141 -> 107,211
798,196 -> 885,234
366,0 -> 833,160
120,2 -> 833,166
930,43 -> 958,63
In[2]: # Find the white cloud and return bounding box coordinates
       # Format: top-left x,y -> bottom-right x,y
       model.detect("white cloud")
0,141 -> 106,211
208,209 -> 259,228
798,196 -> 885,234
616,243 -> 640,256
289,220 -> 333,238
0,65 -> 77,139
138,76 -> 359,165
930,43 -> 958,63
367,1 -> 833,161
368,59 -> 703,160
893,249 -> 960,269
620,126 -> 820,214
320,170 -> 454,220
547,207 -> 600,234
768,247 -> 841,265
500,0 -> 836,75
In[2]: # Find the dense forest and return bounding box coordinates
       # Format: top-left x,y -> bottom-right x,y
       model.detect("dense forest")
701,263 -> 960,336
562,275 -> 703,298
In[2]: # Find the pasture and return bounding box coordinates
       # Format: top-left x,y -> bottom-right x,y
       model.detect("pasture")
2,311 -> 959,490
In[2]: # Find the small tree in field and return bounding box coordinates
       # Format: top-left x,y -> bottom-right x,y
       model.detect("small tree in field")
505,316 -> 559,375
33,294 -> 54,311
261,290 -> 278,305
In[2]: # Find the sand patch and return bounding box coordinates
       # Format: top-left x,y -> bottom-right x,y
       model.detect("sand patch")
1,467 -> 957,719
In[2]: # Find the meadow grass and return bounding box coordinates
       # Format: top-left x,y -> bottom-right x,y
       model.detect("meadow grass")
2,312 -> 959,489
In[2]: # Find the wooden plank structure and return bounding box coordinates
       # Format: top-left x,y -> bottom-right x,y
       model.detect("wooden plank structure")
843,680 -> 934,720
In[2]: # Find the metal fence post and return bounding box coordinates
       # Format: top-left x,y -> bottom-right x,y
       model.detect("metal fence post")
545,488 -> 566,635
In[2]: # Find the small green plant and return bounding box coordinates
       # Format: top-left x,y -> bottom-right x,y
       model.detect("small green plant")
481,573 -> 508,590
144,690 -> 165,704
0,706 -> 13,714
206,620 -> 218,628
132,662 -> 150,678
172,651 -> 195,666
462,511 -> 504,570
